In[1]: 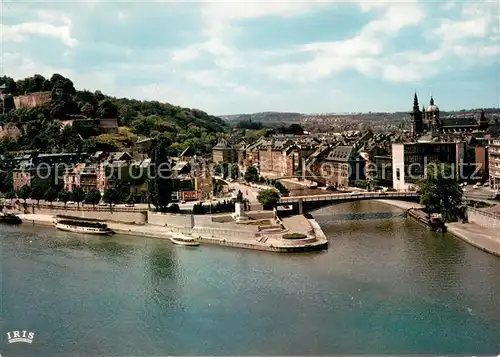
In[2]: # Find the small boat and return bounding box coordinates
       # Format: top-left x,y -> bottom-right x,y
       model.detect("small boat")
55,215 -> 113,235
0,213 -> 22,225
170,234 -> 200,246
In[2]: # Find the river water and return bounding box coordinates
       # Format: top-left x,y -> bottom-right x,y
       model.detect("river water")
1,201 -> 499,356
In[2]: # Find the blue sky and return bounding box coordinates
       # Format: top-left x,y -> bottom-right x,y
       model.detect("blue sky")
1,0 -> 499,115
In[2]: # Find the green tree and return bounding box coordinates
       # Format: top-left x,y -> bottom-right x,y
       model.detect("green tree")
6,189 -> 16,201
244,167 -> 259,183
71,186 -> 85,206
18,185 -> 31,203
103,187 -> 120,209
81,102 -> 95,118
43,187 -> 58,207
98,99 -> 118,119
84,188 -> 101,207
58,188 -> 71,207
151,135 -> 173,212
257,188 -> 280,210
30,180 -> 45,206
419,162 -> 463,222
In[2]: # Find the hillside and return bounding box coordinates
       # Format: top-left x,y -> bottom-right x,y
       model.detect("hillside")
0,74 -> 228,155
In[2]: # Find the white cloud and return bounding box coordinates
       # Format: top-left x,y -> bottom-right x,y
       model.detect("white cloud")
184,69 -> 261,97
434,1 -> 499,44
1,10 -> 77,47
434,18 -> 489,43
441,2 -> 456,11
263,1 -> 425,83
171,0 -> 337,62
185,70 -> 224,88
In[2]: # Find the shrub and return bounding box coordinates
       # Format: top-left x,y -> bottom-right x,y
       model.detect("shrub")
282,233 -> 307,239
168,203 -> 180,213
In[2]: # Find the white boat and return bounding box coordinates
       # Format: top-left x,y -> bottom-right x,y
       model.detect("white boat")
170,234 -> 200,246
55,215 -> 113,235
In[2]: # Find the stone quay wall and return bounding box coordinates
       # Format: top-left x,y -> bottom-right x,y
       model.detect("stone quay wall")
147,211 -> 260,240
467,207 -> 500,229
32,206 -> 147,224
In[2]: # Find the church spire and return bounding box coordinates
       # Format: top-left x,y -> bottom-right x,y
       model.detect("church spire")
413,92 -> 420,112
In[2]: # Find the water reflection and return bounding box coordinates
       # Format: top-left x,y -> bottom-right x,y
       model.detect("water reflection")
143,243 -> 180,309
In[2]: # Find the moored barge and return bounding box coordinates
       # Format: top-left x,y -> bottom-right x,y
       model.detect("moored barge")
55,215 -> 114,235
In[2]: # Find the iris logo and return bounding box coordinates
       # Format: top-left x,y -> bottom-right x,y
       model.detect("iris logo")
5,330 -> 35,344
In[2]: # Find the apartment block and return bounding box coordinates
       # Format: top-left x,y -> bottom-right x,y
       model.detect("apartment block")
488,138 -> 500,189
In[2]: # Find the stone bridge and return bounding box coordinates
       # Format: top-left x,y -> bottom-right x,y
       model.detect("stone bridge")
278,191 -> 421,214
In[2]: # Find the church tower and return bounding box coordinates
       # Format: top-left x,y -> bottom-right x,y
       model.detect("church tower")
410,92 -> 423,134
424,95 -> 440,131
478,109 -> 489,131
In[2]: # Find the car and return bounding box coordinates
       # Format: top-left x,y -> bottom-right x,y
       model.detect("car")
67,201 -> 75,205
473,184 -> 479,189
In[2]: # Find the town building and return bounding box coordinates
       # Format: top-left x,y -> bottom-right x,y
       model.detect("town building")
97,118 -> 119,134
0,124 -> 21,140
488,138 -> 500,190
13,92 -> 51,109
474,146 -> 489,182
212,139 -> 236,163
13,152 -> 89,190
194,164 -> 213,200
372,155 -> 392,187
257,138 -> 294,178
391,141 -> 466,191
58,117 -> 119,134
308,145 -> 365,187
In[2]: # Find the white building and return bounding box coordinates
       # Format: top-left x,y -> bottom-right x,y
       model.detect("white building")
488,138 -> 500,190
392,141 -> 465,191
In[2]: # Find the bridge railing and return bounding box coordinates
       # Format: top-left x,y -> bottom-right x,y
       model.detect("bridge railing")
279,191 -> 419,203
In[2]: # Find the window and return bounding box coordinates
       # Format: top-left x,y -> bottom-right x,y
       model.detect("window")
396,168 -> 401,180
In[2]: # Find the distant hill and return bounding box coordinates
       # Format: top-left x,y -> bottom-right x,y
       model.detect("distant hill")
223,108 -> 500,125
220,112 -> 303,123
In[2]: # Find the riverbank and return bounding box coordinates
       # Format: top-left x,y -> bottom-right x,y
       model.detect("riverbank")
16,213 -> 328,253
376,199 -> 500,257
446,222 -> 500,257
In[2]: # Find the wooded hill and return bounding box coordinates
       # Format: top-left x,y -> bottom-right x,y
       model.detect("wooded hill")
0,73 -> 228,155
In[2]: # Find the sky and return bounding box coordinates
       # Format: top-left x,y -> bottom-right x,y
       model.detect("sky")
1,0 -> 499,115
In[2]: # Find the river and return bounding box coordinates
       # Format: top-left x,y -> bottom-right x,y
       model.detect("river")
1,201 -> 499,356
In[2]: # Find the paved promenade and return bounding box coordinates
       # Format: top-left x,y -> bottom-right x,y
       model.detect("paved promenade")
376,200 -> 499,257
447,222 -> 500,256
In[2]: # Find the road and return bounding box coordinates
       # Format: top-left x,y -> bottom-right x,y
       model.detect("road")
228,181 -> 260,203
463,185 -> 497,200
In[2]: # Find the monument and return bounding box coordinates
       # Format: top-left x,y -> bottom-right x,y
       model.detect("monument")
232,190 -> 249,222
